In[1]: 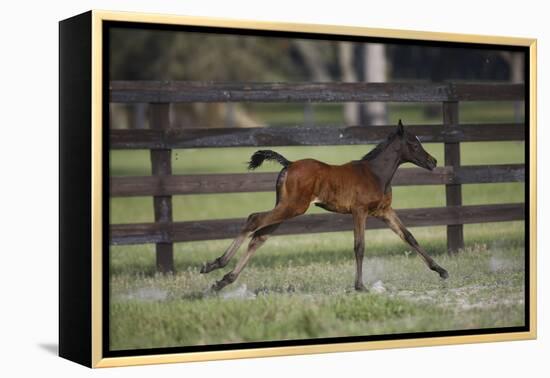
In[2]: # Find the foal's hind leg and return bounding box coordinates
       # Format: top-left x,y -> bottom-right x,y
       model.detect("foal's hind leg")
378,208 -> 449,279
200,231 -> 248,274
210,202 -> 308,290
211,223 -> 279,291
200,211 -> 273,274
200,201 -> 304,274
201,169 -> 289,275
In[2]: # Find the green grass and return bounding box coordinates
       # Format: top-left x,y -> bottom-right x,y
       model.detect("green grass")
109,102 -> 526,350
110,239 -> 525,350
110,141 -> 525,176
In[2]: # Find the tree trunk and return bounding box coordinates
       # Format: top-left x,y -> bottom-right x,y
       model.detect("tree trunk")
338,42 -> 360,126
510,53 -> 524,123
363,44 -> 388,126
294,40 -> 331,81
500,51 -> 525,123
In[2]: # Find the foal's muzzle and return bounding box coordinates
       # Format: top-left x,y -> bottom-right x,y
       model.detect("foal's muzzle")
426,156 -> 437,171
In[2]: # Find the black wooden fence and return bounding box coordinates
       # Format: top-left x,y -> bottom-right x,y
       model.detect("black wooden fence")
109,81 -> 525,273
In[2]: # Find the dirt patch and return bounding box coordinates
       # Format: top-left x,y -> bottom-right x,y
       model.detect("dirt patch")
119,287 -> 169,301
393,284 -> 524,310
221,284 -> 256,300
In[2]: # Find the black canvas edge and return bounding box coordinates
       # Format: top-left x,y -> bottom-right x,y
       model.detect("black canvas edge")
59,10 -> 93,368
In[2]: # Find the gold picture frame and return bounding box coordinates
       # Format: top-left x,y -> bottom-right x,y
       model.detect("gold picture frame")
59,9 -> 537,368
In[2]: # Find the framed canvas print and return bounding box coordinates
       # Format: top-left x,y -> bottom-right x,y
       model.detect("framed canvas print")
59,10 -> 537,368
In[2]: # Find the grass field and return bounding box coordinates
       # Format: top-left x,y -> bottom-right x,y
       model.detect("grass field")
109,103 -> 526,351
111,237 -> 525,349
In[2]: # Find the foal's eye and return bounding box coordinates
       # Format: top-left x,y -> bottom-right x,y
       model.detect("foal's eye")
412,144 -> 419,151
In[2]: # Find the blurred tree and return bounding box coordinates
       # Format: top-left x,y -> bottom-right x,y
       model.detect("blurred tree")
110,28 -> 298,81
110,28 -> 299,128
293,39 -> 331,81
499,51 -> 524,122
337,42 -> 388,126
388,45 -> 513,81
338,42 -> 360,125
362,44 -> 388,125
109,28 -> 524,129
386,45 -> 519,120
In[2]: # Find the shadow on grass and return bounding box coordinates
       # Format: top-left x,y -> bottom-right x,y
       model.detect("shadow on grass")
110,233 -> 524,277
252,233 -> 524,269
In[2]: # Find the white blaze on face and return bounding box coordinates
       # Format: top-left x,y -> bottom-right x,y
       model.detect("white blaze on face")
415,135 -> 421,143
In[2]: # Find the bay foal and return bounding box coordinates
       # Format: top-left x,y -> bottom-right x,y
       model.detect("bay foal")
201,120 -> 449,291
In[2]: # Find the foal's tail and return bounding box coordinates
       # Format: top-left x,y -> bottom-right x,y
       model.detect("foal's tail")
248,150 -> 292,170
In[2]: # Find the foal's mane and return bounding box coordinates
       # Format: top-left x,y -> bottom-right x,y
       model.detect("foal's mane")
361,131 -> 398,161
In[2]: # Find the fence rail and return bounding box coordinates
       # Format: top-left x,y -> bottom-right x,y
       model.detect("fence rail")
110,164 -> 524,197
109,81 -> 526,272
110,203 -> 525,245
110,81 -> 525,103
110,123 -> 525,149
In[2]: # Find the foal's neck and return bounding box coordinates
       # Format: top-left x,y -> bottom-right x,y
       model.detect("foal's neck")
365,144 -> 402,193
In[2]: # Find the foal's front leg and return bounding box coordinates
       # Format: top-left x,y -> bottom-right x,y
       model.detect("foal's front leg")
352,210 -> 368,291
378,208 -> 448,279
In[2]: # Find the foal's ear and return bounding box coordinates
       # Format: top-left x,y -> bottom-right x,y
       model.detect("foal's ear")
397,119 -> 404,137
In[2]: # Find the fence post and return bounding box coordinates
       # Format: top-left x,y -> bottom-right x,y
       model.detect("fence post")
443,101 -> 464,253
150,103 -> 174,273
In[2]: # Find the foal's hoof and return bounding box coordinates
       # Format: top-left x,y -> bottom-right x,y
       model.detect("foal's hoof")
210,273 -> 237,292
431,264 -> 449,280
354,284 -> 369,292
210,281 -> 225,292
200,261 -> 216,274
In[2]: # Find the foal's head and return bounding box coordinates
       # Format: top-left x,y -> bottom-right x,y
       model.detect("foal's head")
394,120 -> 437,171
